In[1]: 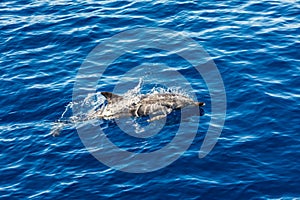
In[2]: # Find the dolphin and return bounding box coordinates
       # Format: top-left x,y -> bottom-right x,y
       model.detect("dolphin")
96,92 -> 205,122
51,91 -> 205,136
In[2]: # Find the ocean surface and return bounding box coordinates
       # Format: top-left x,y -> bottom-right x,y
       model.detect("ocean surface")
1,0 -> 299,199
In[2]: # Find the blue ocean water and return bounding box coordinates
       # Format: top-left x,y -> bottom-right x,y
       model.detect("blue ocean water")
1,0 -> 299,199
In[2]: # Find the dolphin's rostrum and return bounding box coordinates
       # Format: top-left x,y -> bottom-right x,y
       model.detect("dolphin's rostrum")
97,92 -> 205,122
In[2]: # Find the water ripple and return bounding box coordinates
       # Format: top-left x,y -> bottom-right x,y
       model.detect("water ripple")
0,0 -> 300,199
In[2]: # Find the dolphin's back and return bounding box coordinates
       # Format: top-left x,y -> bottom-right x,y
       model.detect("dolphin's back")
137,93 -> 195,116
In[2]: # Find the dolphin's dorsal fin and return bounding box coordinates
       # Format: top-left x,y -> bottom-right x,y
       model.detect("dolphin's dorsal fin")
101,92 -> 122,103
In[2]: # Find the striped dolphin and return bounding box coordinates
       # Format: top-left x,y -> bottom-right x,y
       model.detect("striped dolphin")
96,92 -> 205,122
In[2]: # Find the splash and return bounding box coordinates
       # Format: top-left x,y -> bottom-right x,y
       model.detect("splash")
50,93 -> 106,136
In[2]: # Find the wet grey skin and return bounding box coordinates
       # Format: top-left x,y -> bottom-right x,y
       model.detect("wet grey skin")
97,92 -> 205,122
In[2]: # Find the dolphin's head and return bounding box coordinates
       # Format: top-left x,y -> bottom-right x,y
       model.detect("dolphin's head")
196,102 -> 205,106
